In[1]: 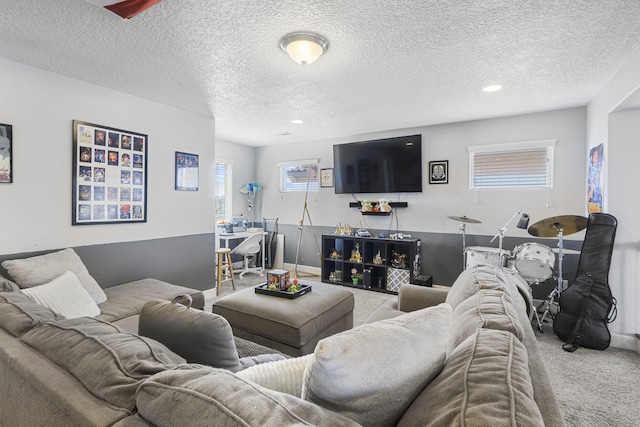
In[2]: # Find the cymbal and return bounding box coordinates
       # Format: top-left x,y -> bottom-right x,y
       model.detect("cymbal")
447,215 -> 481,224
528,215 -> 588,237
552,248 -> 581,254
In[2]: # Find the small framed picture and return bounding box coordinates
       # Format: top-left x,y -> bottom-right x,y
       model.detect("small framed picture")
175,151 -> 199,191
429,160 -> 448,184
321,168 -> 334,187
0,123 -> 12,183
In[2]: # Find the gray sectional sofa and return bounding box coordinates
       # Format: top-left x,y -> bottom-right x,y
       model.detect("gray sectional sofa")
0,248 -> 565,426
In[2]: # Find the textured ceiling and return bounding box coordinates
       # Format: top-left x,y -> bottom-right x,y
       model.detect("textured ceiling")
2,1 -> 640,146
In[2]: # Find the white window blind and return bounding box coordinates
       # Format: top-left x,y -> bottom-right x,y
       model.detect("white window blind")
278,159 -> 319,193
468,140 -> 555,189
215,161 -> 233,222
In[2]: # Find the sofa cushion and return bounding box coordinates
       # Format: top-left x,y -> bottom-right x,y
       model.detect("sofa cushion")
20,317 -> 185,412
445,265 -> 509,309
398,328 -> 544,427
2,248 -> 107,304
0,291 -> 64,337
136,365 -> 361,427
301,303 -> 452,427
97,279 -> 205,325
448,289 -> 524,355
21,271 -> 101,319
0,274 -> 19,292
139,299 -> 243,371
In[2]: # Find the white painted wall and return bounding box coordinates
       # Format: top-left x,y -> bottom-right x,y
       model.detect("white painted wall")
0,58 -> 216,254
256,107 -> 587,241
588,44 -> 640,347
215,139 -> 257,222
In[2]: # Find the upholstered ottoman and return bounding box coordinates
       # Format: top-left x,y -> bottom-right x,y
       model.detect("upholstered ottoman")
212,281 -> 354,356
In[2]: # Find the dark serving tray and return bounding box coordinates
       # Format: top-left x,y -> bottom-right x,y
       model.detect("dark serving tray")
255,283 -> 312,299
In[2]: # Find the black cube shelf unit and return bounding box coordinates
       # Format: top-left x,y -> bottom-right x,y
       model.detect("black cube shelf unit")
322,234 -> 421,294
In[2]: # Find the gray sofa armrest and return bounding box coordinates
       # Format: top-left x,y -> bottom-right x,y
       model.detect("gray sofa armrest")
397,284 -> 449,312
363,284 -> 451,324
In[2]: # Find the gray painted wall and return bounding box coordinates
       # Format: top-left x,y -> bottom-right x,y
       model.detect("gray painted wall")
0,234 -> 216,292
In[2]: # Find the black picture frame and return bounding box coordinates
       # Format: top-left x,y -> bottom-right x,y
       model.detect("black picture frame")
320,168 -> 334,187
72,120 -> 148,225
175,151 -> 199,191
0,123 -> 13,183
429,160 -> 448,184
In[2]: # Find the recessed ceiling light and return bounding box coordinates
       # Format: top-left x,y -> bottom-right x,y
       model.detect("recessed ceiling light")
483,84 -> 503,93
291,119 -> 304,125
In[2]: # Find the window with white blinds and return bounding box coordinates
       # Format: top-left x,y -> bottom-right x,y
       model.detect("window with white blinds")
215,161 -> 233,222
278,159 -> 319,193
468,140 -> 555,189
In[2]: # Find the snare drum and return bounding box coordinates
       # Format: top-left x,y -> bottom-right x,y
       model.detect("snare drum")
512,242 -> 555,282
465,246 -> 509,269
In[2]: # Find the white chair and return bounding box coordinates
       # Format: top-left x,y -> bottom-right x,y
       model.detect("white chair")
231,233 -> 264,279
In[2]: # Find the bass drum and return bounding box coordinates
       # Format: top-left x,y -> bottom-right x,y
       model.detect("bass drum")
513,242 -> 555,282
465,246 -> 509,269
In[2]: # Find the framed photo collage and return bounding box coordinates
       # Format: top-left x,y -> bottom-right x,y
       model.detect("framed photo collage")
72,120 -> 148,225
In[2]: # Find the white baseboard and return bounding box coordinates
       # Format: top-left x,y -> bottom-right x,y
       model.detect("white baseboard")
203,288 -> 217,299
283,263 -> 321,278
611,333 -> 640,354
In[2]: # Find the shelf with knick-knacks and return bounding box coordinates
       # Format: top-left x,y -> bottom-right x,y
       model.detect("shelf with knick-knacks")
349,201 -> 408,216
321,234 -> 421,294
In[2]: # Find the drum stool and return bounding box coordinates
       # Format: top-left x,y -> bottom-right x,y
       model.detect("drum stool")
215,248 -> 236,294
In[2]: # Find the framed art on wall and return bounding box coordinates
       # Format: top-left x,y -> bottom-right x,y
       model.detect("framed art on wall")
320,168 -> 334,187
72,120 -> 148,225
429,160 -> 448,184
175,151 -> 199,191
0,123 -> 12,183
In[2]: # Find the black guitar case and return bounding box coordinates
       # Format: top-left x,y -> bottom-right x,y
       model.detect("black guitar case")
553,213 -> 617,352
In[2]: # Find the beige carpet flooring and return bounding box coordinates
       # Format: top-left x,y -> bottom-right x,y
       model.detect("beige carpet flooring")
208,273 -> 640,427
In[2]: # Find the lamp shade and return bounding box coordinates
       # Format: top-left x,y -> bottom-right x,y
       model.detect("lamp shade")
280,32 -> 328,65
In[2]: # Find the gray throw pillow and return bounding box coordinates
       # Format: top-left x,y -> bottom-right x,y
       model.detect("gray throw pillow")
2,248 -> 107,304
301,303 -> 452,427
139,300 -> 243,371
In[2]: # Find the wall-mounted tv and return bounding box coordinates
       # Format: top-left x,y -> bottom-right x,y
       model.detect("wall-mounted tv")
333,134 -> 423,194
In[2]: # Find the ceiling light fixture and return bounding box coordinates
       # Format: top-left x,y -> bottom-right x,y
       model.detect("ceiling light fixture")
483,84 -> 503,93
280,32 -> 329,65
291,119 -> 304,125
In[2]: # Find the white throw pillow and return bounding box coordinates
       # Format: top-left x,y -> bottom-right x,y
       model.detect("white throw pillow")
301,303 -> 452,427
2,248 -> 107,304
237,354 -> 313,398
21,271 -> 101,319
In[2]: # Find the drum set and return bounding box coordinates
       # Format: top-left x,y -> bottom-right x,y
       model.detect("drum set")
448,214 -> 587,331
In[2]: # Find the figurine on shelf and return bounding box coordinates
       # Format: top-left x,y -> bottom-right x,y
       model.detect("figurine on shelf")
351,268 -> 362,285
343,223 -> 353,235
361,200 -> 373,212
391,250 -> 407,269
334,223 -> 343,235
373,250 -> 383,265
350,243 -> 362,262
330,249 -> 341,259
379,199 -> 391,213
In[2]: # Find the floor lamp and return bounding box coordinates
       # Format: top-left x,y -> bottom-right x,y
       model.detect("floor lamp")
293,165 -> 322,278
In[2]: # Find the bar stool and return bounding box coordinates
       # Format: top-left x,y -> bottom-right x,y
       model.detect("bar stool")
215,248 -> 236,295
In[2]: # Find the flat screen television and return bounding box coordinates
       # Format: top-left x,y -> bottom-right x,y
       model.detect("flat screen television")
333,134 -> 423,194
